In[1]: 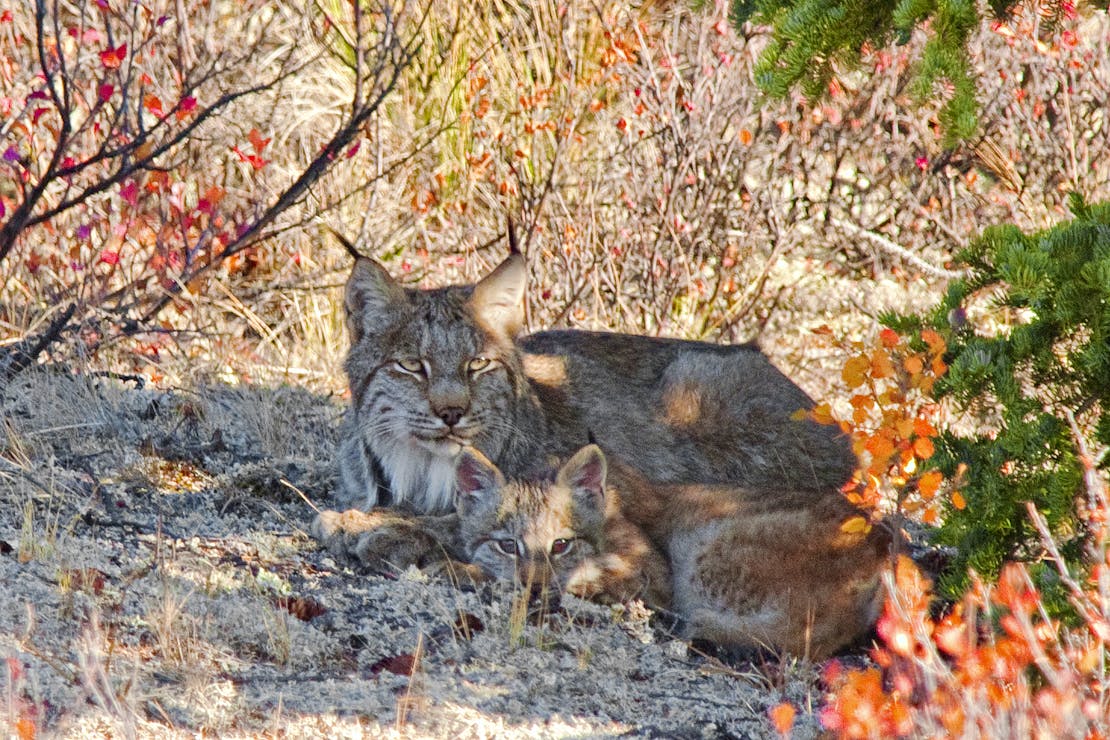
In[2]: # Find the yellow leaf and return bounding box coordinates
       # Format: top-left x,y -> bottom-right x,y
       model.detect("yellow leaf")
842,354 -> 871,389
810,403 -> 834,425
840,516 -> 872,535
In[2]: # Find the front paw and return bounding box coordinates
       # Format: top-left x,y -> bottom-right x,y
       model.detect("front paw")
311,508 -> 381,560
352,520 -> 444,573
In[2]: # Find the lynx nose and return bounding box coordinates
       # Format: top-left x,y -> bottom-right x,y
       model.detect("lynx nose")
436,406 -> 466,427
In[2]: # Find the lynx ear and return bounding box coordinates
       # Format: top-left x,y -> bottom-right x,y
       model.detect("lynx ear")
557,444 -> 608,516
454,447 -> 505,513
469,251 -> 526,337
345,257 -> 407,343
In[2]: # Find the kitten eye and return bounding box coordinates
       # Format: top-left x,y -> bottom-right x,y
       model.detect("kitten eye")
467,356 -> 494,374
394,358 -> 425,375
550,538 -> 573,556
495,538 -> 518,556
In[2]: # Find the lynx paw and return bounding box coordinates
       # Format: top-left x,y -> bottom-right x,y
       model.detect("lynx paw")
352,519 -> 443,573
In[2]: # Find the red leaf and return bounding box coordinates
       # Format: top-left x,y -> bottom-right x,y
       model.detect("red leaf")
99,43 -> 126,69
346,140 -> 361,158
32,107 -> 48,124
120,181 -> 138,206
248,128 -> 270,154
232,146 -> 268,170
99,250 -> 120,266
97,83 -> 114,102
175,96 -> 197,120
0,10 -> 13,23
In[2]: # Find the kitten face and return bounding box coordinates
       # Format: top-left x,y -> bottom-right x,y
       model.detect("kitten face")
454,446 -> 608,601
342,255 -> 527,511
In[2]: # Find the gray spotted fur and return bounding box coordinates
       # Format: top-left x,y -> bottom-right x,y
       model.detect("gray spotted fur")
336,253 -> 856,514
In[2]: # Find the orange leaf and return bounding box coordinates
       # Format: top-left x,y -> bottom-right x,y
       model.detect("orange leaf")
918,470 -> 944,497
811,325 -> 833,335
913,418 -> 937,438
16,717 -> 34,740
769,702 -> 796,736
921,328 -> 945,354
870,348 -> 895,379
143,94 -> 163,116
904,355 -> 924,374
913,437 -> 935,459
931,356 -> 948,377
739,128 -> 753,146
951,490 -> 966,510
879,327 -> 900,348
865,433 -> 896,462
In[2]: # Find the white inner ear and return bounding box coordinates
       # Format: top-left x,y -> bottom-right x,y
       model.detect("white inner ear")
455,450 -> 505,511
470,253 -> 526,336
559,445 -> 608,508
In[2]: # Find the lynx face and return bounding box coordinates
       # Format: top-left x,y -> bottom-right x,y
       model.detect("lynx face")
453,446 -> 608,602
338,253 -> 529,512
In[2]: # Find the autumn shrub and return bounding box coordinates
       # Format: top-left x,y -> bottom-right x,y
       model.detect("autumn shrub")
0,0 -> 422,384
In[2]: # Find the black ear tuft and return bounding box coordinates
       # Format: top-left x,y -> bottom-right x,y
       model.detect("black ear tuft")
507,217 -> 521,256
331,229 -> 365,261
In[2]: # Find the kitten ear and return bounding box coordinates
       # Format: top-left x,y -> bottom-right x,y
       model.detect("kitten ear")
454,447 -> 505,514
345,257 -> 407,343
558,444 -> 608,516
469,251 -> 526,337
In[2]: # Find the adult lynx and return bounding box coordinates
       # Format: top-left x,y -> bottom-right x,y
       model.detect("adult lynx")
335,245 -> 856,514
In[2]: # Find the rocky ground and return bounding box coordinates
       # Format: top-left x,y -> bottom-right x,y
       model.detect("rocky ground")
1,368 -> 834,739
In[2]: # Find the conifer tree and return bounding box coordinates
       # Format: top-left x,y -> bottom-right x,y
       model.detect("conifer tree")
885,195 -> 1110,604
730,0 -> 1076,144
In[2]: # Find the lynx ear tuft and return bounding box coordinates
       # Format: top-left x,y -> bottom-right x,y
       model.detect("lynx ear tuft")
469,251 -> 526,337
345,257 -> 407,343
506,217 -> 521,255
455,448 -> 505,513
558,444 -> 608,514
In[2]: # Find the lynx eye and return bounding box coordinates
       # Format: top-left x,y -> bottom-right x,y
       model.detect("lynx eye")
550,538 -> 573,556
394,358 -> 425,375
467,356 -> 494,374
495,538 -> 518,556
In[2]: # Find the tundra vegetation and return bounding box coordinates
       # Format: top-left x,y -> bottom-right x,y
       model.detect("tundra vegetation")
1,0 -> 1108,736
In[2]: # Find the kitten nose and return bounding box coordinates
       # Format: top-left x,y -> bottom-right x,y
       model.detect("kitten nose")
437,406 -> 465,427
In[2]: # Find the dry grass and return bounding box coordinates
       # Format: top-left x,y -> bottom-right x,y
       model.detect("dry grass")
2,1 -> 1110,737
